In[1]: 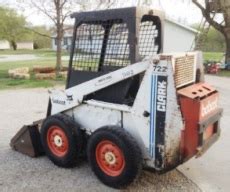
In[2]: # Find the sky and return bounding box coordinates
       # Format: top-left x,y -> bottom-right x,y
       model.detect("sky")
0,0 -> 203,26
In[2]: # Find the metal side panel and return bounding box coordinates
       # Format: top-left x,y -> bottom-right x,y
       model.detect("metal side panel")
163,61 -> 184,170
128,58 -> 183,171
65,104 -> 122,133
122,113 -> 151,162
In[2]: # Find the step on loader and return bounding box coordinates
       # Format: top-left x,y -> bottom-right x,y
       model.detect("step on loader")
11,7 -> 222,188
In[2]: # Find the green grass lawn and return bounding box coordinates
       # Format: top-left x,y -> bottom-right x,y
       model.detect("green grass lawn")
203,52 -> 224,62
0,49 -> 69,57
0,58 -> 68,90
0,49 -> 102,90
217,70 -> 230,77
206,70 -> 230,78
0,50 -> 229,90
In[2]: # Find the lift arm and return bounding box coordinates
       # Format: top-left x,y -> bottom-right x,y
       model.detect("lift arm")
50,58 -> 154,115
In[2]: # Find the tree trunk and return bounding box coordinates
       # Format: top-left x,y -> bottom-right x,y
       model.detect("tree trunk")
55,0 -> 62,77
225,37 -> 230,64
11,41 -> 17,50
56,31 -> 62,76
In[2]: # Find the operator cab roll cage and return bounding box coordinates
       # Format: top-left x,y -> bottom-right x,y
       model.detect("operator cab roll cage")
67,7 -> 164,105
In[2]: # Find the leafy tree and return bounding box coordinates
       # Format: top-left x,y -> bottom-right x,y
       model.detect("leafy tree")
192,23 -> 225,52
18,0 -> 78,75
0,6 -> 31,50
19,0 -> 117,75
192,0 -> 230,63
31,26 -> 51,49
204,27 -> 225,52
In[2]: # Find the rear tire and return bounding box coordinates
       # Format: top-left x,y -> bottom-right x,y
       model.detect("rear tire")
87,126 -> 142,188
41,114 -> 83,168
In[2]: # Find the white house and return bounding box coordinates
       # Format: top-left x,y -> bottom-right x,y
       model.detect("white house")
51,28 -> 73,51
51,18 -> 197,53
16,41 -> 34,50
164,18 -> 197,53
0,40 -> 10,50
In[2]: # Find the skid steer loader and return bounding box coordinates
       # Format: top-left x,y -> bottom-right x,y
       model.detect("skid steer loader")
11,7 -> 222,188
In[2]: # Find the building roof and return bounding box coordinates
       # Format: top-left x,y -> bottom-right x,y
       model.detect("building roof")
166,18 -> 198,34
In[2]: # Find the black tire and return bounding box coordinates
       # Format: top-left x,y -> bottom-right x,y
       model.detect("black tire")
87,126 -> 142,188
41,114 -> 83,168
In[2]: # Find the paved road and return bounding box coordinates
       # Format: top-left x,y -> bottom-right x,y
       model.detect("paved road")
0,55 -> 39,62
0,89 -> 200,192
179,75 -> 230,192
0,54 -> 69,63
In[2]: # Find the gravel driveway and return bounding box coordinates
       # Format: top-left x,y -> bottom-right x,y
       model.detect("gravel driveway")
0,88 -> 201,192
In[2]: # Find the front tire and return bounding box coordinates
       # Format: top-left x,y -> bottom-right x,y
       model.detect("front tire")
87,126 -> 142,188
41,114 -> 83,168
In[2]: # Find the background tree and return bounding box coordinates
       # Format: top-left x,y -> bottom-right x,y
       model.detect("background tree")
23,0 -> 76,75
0,7 -> 31,50
204,27 -> 225,52
19,0 -> 115,75
30,26 -> 52,49
192,0 -> 230,63
192,23 -> 225,53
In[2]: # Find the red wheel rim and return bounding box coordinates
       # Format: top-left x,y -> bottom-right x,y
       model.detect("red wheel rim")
96,140 -> 125,177
47,126 -> 69,157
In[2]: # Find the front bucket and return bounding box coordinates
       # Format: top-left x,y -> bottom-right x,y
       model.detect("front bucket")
10,121 -> 44,157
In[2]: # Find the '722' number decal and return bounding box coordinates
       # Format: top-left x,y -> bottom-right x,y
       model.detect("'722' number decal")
153,66 -> 167,73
